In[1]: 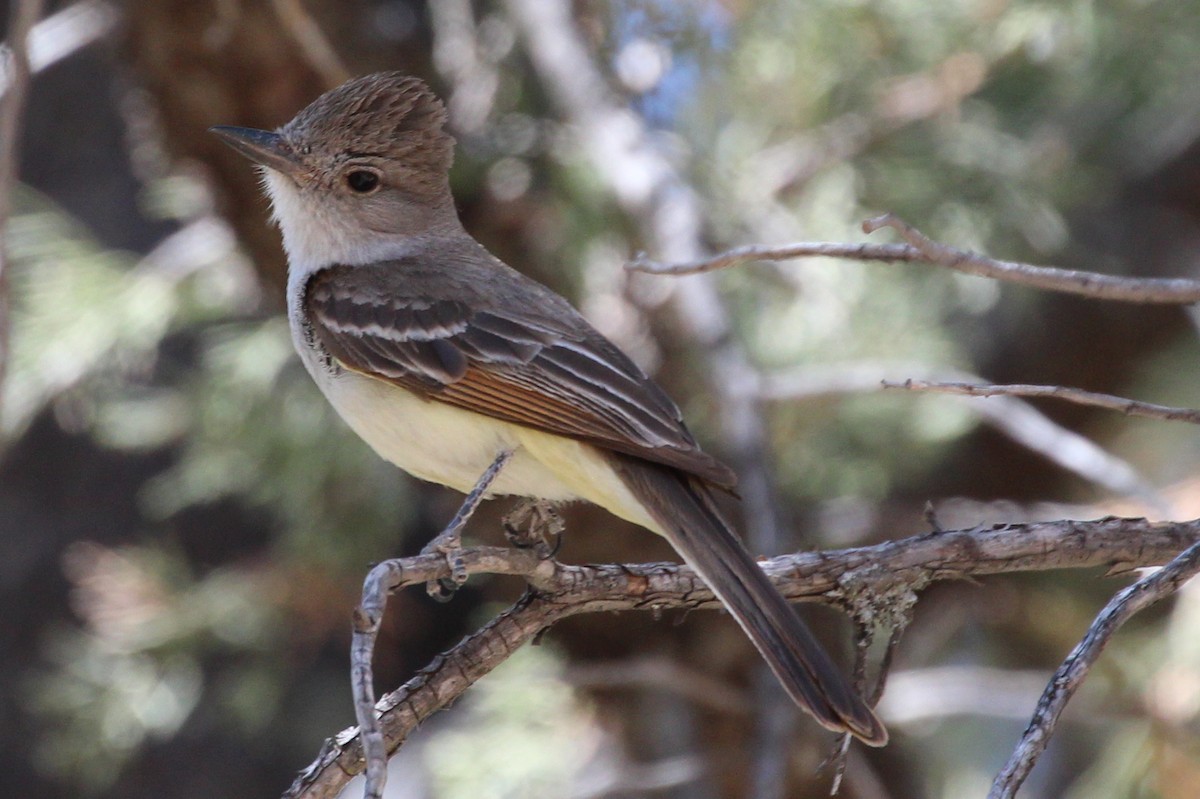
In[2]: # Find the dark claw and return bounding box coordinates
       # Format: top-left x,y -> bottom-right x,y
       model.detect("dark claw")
448,549 -> 467,584
425,544 -> 467,601
428,577 -> 458,602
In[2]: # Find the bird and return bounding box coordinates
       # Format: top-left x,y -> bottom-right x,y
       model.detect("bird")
211,71 -> 886,746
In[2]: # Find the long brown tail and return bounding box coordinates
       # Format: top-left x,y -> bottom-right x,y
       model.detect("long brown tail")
608,454 -> 887,745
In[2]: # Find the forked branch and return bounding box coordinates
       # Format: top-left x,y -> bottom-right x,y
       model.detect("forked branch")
989,537 -> 1200,798
284,516 -> 1200,799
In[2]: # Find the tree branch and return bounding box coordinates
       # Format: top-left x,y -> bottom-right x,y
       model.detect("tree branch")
269,0 -> 348,88
0,0 -> 114,98
629,241 -> 923,276
863,214 -> 1200,303
282,516 -> 1200,799
989,537 -> 1200,799
884,379 -> 1200,426
629,213 -> 1200,305
754,362 -> 1166,512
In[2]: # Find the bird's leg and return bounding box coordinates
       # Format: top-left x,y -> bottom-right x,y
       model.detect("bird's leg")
503,499 -> 565,557
421,449 -> 513,600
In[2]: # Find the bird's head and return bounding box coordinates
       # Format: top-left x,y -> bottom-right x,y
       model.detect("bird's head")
211,73 -> 459,271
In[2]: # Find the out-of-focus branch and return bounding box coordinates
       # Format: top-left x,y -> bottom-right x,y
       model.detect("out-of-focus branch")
121,0 -> 349,292
630,213 -> 1200,305
501,0 -> 780,546
0,0 -> 47,419
270,0 -> 348,87
568,656 -> 751,716
283,516 -> 1200,799
752,362 -> 1167,514
0,0 -> 113,98
885,379 -> 1200,426
988,538 -> 1200,799
629,241 -> 923,276
878,666 -> 1068,725
502,2 -> 802,795
428,0 -> 500,133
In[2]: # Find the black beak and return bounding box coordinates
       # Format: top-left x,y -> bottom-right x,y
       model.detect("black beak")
209,125 -> 301,174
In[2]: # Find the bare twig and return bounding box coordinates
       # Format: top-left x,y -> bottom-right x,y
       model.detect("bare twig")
629,214 -> 1200,305
864,213 -> 1200,303
988,538 -> 1200,799
754,362 -> 1166,513
270,0 -> 348,88
827,623 -> 878,796
827,564 -> 917,794
283,516 -> 1200,799
0,0 -> 47,420
348,560 -> 396,799
884,379 -> 1200,426
629,241 -> 922,276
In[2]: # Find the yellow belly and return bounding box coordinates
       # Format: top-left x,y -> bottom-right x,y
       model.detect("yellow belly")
323,369 -> 660,532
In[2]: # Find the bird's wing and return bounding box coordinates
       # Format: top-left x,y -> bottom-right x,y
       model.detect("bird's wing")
303,262 -> 736,488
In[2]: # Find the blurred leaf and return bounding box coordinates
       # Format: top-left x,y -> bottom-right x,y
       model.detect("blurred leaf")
424,643 -> 597,799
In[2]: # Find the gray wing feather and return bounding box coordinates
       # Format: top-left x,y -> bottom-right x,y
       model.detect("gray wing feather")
305,262 -> 737,488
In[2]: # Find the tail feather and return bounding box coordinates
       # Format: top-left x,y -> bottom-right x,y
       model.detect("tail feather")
609,454 -> 887,746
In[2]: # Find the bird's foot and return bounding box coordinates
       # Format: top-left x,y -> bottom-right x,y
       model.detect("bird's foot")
503,499 -> 564,558
420,524 -> 468,602
420,450 -> 514,602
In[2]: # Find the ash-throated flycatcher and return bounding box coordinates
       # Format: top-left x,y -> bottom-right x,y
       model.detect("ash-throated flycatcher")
211,72 -> 885,745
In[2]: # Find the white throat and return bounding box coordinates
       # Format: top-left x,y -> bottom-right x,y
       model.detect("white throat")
263,169 -> 420,282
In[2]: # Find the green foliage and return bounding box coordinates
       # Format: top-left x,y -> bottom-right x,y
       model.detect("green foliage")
5,191 -> 413,790
6,191 -> 413,570
24,541 -> 281,791
423,643 -> 594,799
4,201 -> 179,438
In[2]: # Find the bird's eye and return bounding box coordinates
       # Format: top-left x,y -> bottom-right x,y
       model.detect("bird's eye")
346,170 -> 380,193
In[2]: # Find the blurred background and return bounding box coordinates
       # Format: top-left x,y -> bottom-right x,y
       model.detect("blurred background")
4,1 -> 1200,797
